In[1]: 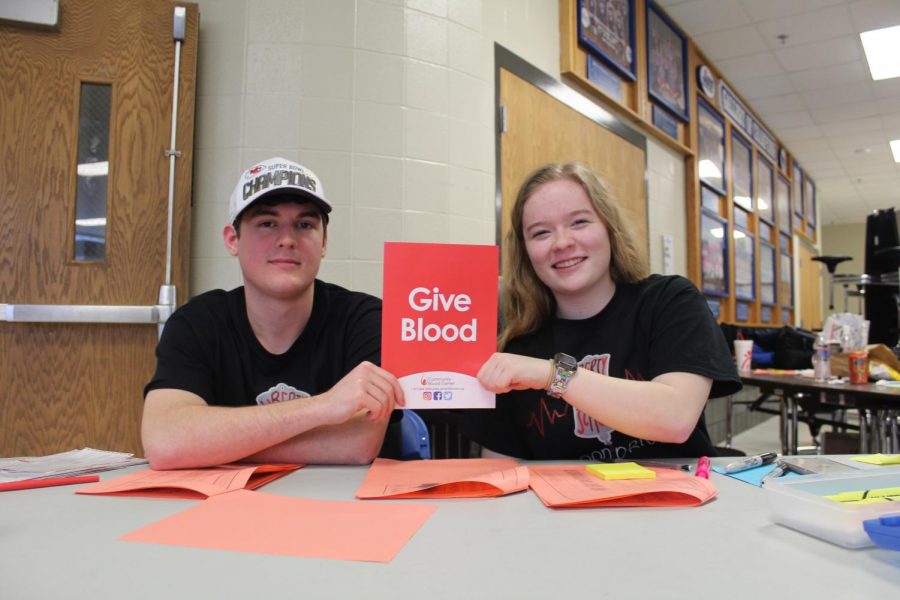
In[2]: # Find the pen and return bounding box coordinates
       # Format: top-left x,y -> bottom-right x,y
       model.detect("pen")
760,461 -> 787,485
0,475 -> 100,492
695,456 -> 710,479
723,452 -> 778,474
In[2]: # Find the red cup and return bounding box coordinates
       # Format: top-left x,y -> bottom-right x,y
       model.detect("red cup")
848,351 -> 868,384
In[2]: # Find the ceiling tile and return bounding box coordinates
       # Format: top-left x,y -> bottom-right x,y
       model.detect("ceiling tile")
762,110 -> 814,129
848,0 -> 900,32
818,115 -> 884,136
809,100 -> 878,123
733,74 -> 795,99
800,83 -> 874,109
774,35 -> 861,71
739,0 -> 847,22
658,0 -> 752,36
872,77 -> 900,98
716,51 -> 786,81
787,62 -> 868,91
693,26 -> 768,60
756,4 -> 854,49
750,93 -> 805,114
778,124 -> 824,142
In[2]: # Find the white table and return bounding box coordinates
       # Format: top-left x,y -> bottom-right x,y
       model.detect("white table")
2,460 -> 898,599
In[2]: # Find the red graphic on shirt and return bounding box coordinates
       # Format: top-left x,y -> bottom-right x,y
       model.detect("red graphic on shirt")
526,397 -> 570,437
623,368 -> 646,381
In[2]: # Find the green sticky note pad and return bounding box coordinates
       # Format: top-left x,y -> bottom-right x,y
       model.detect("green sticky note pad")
585,463 -> 656,480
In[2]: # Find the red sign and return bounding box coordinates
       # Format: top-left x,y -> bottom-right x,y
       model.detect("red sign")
382,242 -> 498,409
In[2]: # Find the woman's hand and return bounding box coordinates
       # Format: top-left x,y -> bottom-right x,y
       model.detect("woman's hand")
477,352 -> 554,393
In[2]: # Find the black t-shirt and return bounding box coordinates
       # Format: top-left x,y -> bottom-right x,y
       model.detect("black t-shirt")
461,275 -> 741,460
145,280 -> 381,406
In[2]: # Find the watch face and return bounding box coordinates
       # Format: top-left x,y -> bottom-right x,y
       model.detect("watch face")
555,352 -> 577,371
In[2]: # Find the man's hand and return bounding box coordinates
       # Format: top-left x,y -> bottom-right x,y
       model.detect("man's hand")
318,361 -> 405,425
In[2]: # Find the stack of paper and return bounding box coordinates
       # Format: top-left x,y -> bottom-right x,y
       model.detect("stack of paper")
0,447 -> 147,484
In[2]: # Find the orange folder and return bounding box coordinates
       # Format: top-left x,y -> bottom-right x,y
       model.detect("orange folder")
76,463 -> 302,499
356,458 -> 529,499
121,489 -> 436,563
528,465 -> 717,508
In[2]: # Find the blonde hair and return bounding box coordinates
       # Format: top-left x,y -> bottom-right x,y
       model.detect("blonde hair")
499,162 -> 648,349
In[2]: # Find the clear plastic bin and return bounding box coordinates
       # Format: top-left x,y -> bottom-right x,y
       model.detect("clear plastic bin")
764,467 -> 900,548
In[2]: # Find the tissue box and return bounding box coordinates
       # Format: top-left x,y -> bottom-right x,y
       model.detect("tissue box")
765,468 -> 900,548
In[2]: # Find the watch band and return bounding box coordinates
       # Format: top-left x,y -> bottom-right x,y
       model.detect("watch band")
546,352 -> 577,397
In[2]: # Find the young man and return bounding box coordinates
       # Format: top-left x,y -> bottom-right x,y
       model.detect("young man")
142,157 -> 404,469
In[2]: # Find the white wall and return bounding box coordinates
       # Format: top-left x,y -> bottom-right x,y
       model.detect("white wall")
189,0 -> 690,298
820,222 -> 867,315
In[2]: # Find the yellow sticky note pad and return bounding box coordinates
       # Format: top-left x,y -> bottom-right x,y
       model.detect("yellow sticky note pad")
586,463 -> 656,480
852,454 -> 900,466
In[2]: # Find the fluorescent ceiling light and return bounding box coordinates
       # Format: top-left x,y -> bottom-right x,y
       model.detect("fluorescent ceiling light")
860,25 -> 900,81
891,139 -> 900,162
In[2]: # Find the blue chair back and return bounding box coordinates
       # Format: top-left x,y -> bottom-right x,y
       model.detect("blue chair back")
398,409 -> 431,460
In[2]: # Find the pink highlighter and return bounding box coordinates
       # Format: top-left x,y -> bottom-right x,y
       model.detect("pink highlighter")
695,456 -> 711,479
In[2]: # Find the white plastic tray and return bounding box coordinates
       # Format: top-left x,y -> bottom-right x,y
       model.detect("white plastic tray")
764,467 -> 900,548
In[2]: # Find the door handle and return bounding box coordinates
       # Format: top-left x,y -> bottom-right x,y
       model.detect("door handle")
2,303 -> 160,324
2,285 -> 177,329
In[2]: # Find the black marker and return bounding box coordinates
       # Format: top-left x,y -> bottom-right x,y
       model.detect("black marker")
723,452 -> 778,474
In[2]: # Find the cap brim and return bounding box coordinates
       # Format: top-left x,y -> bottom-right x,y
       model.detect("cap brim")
233,187 -> 332,225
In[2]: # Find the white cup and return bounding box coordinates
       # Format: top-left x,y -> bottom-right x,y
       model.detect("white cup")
734,340 -> 754,374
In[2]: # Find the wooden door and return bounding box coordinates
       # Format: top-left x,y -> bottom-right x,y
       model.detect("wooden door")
798,241 -> 824,331
498,62 -> 648,274
0,0 -> 198,456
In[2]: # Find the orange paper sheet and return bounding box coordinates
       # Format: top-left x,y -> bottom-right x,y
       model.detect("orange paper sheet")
76,463 -> 303,499
528,465 -> 717,508
356,458 -> 529,499
121,489 -> 436,563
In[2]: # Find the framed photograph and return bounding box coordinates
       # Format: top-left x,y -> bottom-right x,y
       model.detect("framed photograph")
780,250 -> 793,308
578,0 -> 636,81
697,64 -> 716,100
776,174 -> 791,234
731,131 -> 753,212
757,155 -> 774,224
760,241 -> 776,305
701,185 -> 720,213
792,161 -> 804,218
700,210 -> 728,296
646,1 -> 688,121
804,175 -> 816,228
733,227 -> 755,301
697,98 -> 726,195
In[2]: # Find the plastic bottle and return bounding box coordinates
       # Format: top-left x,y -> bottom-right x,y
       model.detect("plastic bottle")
812,333 -> 831,382
840,329 -> 853,354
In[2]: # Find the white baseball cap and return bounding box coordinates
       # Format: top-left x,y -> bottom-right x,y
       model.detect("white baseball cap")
228,157 -> 331,226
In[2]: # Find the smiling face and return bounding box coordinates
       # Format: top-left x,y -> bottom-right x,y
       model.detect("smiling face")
521,178 -> 615,318
223,199 -> 327,304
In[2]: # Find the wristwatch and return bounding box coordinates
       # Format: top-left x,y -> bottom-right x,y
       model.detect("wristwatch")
546,352 -> 578,397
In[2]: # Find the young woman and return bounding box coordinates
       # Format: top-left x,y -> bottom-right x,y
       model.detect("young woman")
467,162 -> 740,461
